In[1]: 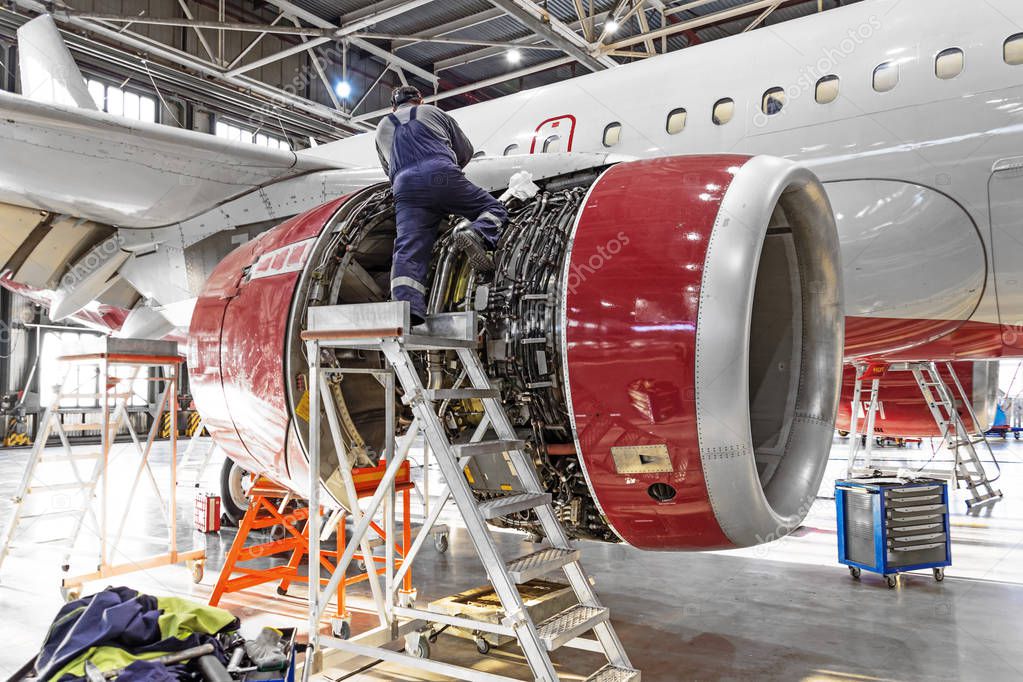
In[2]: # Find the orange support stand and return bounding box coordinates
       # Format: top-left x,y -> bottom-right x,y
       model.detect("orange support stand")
209,461 -> 415,629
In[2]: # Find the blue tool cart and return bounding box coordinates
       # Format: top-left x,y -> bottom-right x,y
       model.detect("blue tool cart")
835,478 -> 951,588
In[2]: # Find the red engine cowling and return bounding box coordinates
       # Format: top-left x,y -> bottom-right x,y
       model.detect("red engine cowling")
188,155 -> 844,550
835,362 -> 999,437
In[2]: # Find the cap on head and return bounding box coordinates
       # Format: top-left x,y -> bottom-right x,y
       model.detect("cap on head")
391,85 -> 423,108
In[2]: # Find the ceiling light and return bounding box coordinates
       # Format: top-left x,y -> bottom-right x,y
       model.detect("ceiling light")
507,49 -> 522,64
605,19 -> 620,34
334,80 -> 352,99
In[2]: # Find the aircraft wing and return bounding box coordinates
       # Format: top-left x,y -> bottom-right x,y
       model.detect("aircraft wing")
0,91 -> 339,228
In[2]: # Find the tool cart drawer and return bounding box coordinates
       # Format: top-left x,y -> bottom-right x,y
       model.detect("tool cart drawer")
836,477 -> 951,585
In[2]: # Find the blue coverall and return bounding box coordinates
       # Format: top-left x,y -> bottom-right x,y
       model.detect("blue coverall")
377,105 -> 507,323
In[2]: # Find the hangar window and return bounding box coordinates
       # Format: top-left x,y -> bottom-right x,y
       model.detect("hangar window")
712,98 -> 735,125
87,78 -> 157,122
602,122 -> 622,147
761,88 -> 785,115
542,134 -> 562,153
872,61 -> 899,92
666,108 -> 687,134
503,143 -> 519,156
935,48 -> 964,79
215,120 -> 291,150
1005,34 -> 1023,65
815,75 -> 840,104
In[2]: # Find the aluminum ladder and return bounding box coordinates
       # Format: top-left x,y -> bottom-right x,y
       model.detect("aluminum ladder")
0,364 -> 136,579
302,302 -> 638,682
847,361 -> 1002,510
912,362 -> 1003,510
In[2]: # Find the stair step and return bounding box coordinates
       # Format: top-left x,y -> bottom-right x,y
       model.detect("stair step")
39,453 -> 101,463
478,492 -> 551,520
585,664 -> 641,682
399,334 -> 477,350
536,604 -> 609,651
507,547 -> 580,583
453,439 -> 524,459
27,482 -> 94,493
425,388 -> 499,401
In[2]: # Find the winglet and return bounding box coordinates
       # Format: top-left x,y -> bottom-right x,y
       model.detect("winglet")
17,15 -> 97,110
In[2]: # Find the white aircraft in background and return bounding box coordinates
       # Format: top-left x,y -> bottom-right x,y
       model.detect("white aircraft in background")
1,0 -> 1021,546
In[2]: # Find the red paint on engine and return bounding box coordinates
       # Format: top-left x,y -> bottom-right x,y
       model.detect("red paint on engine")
563,156 -> 749,550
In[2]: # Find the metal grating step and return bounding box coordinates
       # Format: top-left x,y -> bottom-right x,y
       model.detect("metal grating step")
478,492 -> 551,520
424,388 -> 499,401
506,547 -> 580,584
585,664 -> 641,682
536,604 -> 609,651
453,439 -> 524,459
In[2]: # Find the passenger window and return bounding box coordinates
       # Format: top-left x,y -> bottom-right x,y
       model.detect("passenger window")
712,98 -> 734,126
1005,34 -> 1023,65
602,122 -> 622,147
815,75 -> 840,104
873,61 -> 899,92
503,143 -> 519,156
472,150 -> 485,159
665,108 -> 687,134
935,48 -> 964,79
542,134 -> 561,153
761,87 -> 785,115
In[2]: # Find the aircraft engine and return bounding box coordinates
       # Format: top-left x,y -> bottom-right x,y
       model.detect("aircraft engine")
188,155 -> 844,550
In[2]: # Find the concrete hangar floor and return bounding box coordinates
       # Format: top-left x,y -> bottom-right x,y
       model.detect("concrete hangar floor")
0,435 -> 1020,682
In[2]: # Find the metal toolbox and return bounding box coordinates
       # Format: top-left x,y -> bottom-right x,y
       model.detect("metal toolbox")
835,477 -> 951,588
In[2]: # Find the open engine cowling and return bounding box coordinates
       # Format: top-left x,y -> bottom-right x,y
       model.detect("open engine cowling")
188,154 -> 844,551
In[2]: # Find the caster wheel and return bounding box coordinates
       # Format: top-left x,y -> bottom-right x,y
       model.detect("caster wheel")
61,563 -> 69,573
269,525 -> 287,542
190,561 -> 204,584
934,568 -> 945,582
475,637 -> 490,655
434,533 -> 449,554
60,586 -> 81,602
886,575 -> 898,589
409,637 -> 430,659
331,620 -> 351,640
276,586 -> 288,596
356,559 -> 367,573
849,566 -> 861,580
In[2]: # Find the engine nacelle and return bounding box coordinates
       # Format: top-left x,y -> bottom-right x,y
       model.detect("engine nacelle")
188,155 -> 844,550
836,361 -> 999,437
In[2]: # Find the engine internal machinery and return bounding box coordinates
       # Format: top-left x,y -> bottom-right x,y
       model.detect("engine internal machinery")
297,175 -> 606,539
189,154 -> 845,551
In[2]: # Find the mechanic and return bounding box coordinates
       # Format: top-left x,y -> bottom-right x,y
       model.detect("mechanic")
375,85 -> 507,326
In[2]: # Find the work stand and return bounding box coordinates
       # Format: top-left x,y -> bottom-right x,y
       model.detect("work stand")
300,302 -> 638,682
0,338 -> 205,599
847,361 -> 1003,511
209,467 -> 416,639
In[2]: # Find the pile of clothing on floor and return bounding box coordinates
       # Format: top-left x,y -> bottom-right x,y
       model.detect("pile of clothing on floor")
16,586 -> 240,681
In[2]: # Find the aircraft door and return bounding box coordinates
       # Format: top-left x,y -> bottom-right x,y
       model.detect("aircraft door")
530,115 -> 576,153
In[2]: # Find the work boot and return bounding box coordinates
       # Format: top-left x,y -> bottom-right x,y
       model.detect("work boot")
453,224 -> 496,273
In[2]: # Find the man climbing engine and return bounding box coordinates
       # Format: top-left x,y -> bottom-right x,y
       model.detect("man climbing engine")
375,85 -> 508,325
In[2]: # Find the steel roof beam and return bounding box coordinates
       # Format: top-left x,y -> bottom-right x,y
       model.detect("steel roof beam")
433,9 -> 611,72
601,0 -> 781,51
485,0 -> 616,71
259,0 -> 438,86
